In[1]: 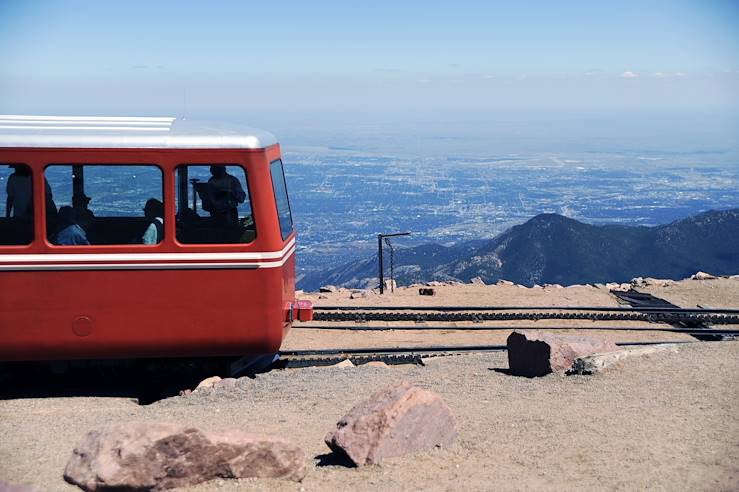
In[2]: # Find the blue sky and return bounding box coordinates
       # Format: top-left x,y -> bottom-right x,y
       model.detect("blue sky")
1,0 -> 738,121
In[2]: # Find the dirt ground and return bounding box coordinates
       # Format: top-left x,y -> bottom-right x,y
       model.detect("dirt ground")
1,343 -> 738,491
1,277 -> 738,491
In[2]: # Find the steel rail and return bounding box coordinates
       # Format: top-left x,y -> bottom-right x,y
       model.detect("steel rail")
311,310 -> 739,324
293,324 -> 739,335
314,305 -> 739,314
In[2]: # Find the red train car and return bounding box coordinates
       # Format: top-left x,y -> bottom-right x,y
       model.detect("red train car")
0,115 -> 311,362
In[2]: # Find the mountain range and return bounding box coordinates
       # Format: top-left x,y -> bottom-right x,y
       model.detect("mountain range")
299,209 -> 739,291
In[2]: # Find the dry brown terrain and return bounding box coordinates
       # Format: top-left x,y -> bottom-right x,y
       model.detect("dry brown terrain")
1,277 -> 738,491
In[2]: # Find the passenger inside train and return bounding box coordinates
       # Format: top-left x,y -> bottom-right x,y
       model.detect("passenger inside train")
53,206 -> 90,246
1,163 -> 256,246
176,164 -> 255,244
1,164 -> 34,245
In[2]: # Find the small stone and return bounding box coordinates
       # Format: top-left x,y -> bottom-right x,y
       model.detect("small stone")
319,285 -> 338,293
63,422 -> 306,490
213,377 -> 238,390
195,376 -> 222,391
325,381 -> 457,466
418,288 -> 436,296
331,359 -> 354,368
692,271 -> 717,280
364,361 -> 389,368
507,330 -> 618,377
350,290 -> 372,299
318,295 -> 328,299
496,279 -> 514,286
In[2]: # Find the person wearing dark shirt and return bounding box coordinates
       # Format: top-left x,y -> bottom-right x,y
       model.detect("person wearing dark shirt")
203,165 -> 246,226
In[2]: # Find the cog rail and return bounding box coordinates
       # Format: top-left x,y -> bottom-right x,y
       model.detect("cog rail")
311,306 -> 739,325
278,340 -> 697,368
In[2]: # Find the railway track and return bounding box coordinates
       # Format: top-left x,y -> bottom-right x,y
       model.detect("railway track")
278,340 -> 699,368
309,305 -> 739,324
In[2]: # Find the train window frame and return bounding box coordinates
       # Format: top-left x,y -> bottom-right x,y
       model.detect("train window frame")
270,159 -> 293,241
43,163 -> 164,247
174,164 -> 257,246
0,163 -> 35,246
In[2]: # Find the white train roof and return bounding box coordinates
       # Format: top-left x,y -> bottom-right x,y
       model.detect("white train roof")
0,115 -> 278,149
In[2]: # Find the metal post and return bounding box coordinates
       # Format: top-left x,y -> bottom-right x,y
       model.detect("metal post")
378,234 -> 384,294
377,232 -> 411,295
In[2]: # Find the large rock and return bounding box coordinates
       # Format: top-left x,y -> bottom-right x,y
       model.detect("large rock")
63,422 -> 306,491
325,381 -> 456,466
507,330 -> 618,377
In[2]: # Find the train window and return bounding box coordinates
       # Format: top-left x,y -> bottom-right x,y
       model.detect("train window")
44,165 -> 163,246
0,164 -> 35,245
270,159 -> 293,240
175,165 -> 255,244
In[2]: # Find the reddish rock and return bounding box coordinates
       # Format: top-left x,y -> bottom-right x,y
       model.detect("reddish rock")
63,422 -> 306,490
507,330 -> 618,377
325,381 -> 456,465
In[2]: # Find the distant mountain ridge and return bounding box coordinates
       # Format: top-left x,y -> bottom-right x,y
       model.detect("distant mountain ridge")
299,209 -> 739,290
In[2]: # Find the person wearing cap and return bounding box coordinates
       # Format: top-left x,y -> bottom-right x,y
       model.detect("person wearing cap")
72,193 -> 95,236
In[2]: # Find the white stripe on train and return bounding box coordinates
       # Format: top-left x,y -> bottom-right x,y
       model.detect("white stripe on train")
0,246 -> 296,271
0,238 -> 295,264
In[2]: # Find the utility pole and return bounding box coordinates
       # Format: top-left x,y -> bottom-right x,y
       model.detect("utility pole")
377,232 -> 411,294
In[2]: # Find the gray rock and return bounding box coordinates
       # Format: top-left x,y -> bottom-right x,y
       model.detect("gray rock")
63,422 -> 306,490
507,330 -> 619,377
569,344 -> 680,375
325,381 -> 457,466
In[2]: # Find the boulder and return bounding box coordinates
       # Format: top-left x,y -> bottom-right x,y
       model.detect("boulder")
319,285 -> 338,293
325,381 -> 456,466
63,422 -> 306,490
470,277 -> 486,285
418,288 -> 436,296
496,279 -> 514,286
507,330 -> 618,377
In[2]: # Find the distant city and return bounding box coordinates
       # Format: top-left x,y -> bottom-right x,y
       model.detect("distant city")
282,126 -> 739,288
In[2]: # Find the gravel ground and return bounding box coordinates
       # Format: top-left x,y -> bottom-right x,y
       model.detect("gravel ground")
2,341 -> 738,491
